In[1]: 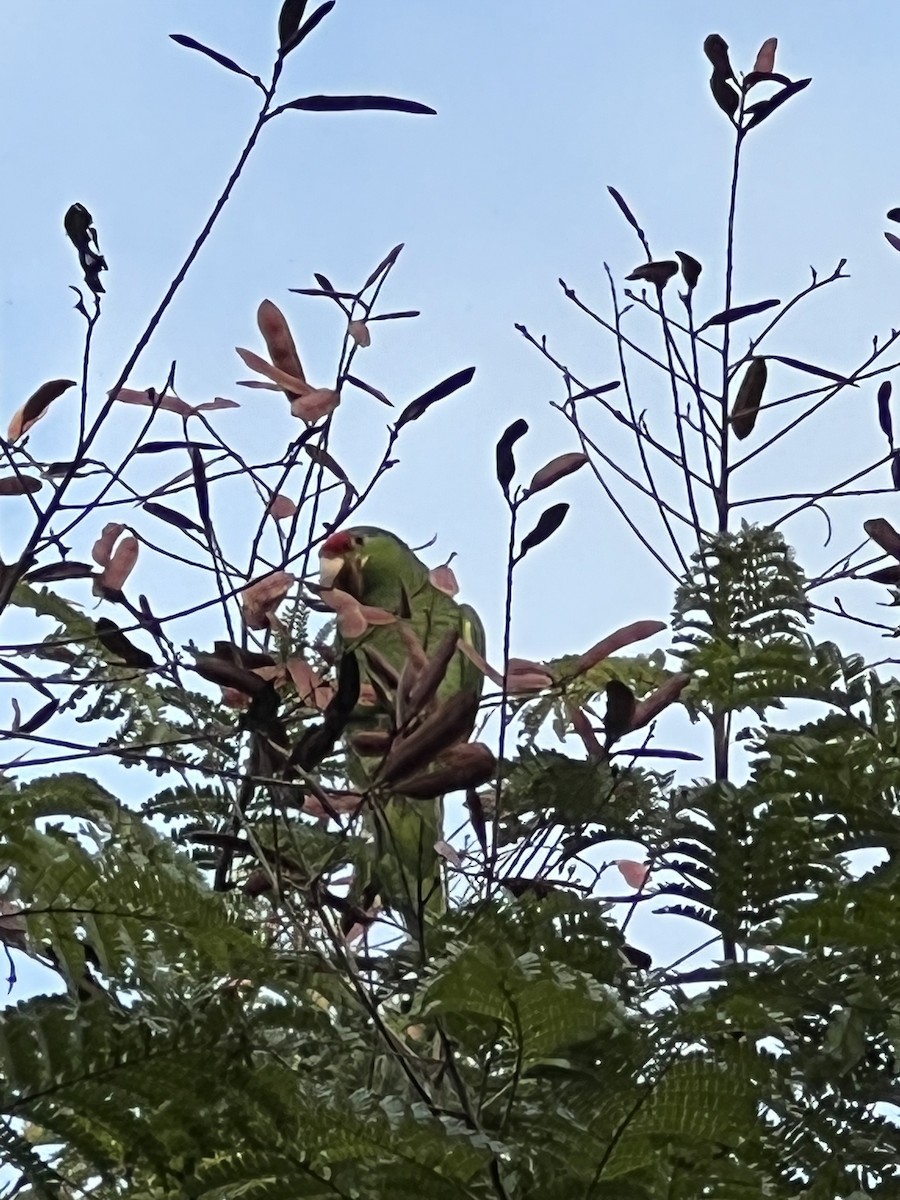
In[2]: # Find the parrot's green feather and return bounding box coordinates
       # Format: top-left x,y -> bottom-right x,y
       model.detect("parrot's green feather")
323,527 -> 484,939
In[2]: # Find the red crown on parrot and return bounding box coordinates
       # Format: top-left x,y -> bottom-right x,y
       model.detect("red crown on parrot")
321,530 -> 354,556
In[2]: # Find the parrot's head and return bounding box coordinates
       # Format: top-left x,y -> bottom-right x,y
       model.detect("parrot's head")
319,526 -> 427,609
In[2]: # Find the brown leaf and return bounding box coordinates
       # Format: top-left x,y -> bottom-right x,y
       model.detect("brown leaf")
193,653 -> 271,697
455,639 -> 552,692
235,346 -> 308,395
114,387 -> 237,417
394,366 -> 476,429
267,493 -> 298,520
169,33 -> 261,84
302,789 -> 364,820
95,618 -> 155,669
25,562 -> 94,583
616,859 -> 650,890
517,502 -> 569,561
289,386 -> 340,423
629,672 -> 691,731
345,374 -> 392,406
257,300 -> 306,395
744,78 -> 812,131
319,587 -> 396,639
730,358 -> 768,440
568,620 -> 666,678
7,379 -> 76,441
434,839 -> 463,869
143,502 -> 204,535
0,475 -> 42,496
864,518 -> 900,560
701,300 -> 780,331
428,564 -> 459,597
241,571 -> 296,630
525,452 -> 588,496
101,535 -> 139,592
114,387 -> 191,416
507,659 -> 554,691
286,658 -> 332,709
91,523 -> 126,567
626,261 -> 679,288
568,706 -> 605,761
197,397 -> 240,413
348,319 -> 371,347
305,444 -> 350,484
753,37 -> 777,74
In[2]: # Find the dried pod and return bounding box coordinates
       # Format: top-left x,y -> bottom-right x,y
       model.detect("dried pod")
496,418 -> 529,498
380,690 -> 479,784
629,673 -> 691,731
867,565 -> 900,585
710,72 -> 739,118
95,618 -> 154,669
7,379 -> 76,442
878,381 -> 893,445
465,787 -> 488,855
626,261 -> 679,288
864,518 -> 900,559
703,34 -> 734,77
349,729 -> 394,757
525,452 -> 588,496
406,630 -> 459,714
604,680 -> 636,744
393,742 -> 496,799
0,475 -> 42,496
676,251 -> 702,291
730,358 -> 767,440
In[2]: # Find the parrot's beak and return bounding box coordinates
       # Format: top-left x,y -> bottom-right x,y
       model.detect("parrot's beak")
319,548 -> 364,598
318,550 -> 344,589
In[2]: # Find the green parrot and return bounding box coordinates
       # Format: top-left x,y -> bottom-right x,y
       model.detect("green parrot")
318,526 -> 486,939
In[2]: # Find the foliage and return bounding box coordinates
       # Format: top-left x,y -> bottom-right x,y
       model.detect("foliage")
2,10 -> 900,1199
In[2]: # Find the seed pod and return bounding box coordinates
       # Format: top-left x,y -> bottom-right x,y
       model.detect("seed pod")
864,518 -> 900,559
406,630 -> 459,714
392,742 -> 496,799
257,300 -> 306,399
349,729 -> 394,756
380,690 -> 479,784
626,260 -> 679,288
731,358 -> 767,440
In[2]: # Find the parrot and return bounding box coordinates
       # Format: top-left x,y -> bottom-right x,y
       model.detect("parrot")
318,526 -> 486,939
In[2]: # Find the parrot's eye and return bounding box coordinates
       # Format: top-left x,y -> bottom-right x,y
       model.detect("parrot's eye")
352,535 -> 365,547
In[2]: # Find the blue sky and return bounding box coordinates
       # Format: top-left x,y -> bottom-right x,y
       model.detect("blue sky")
3,3 -> 898,655
3,3 -> 900,991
